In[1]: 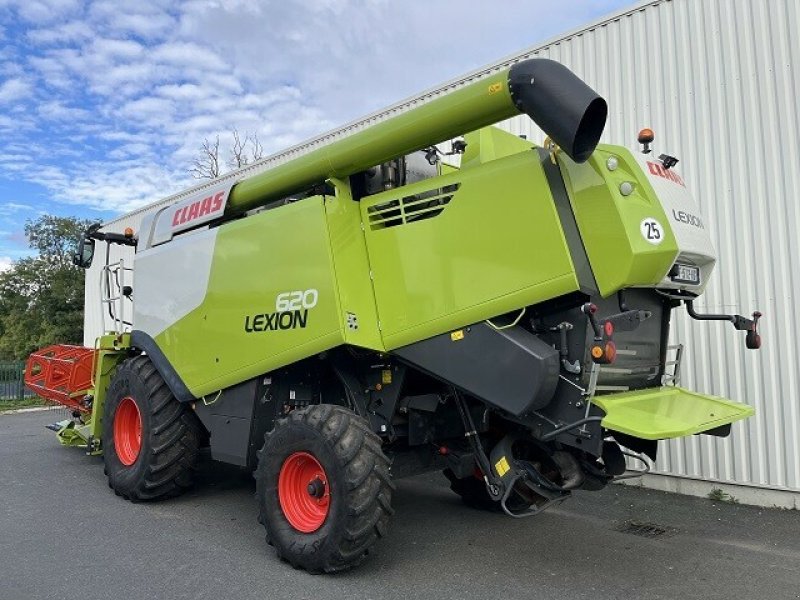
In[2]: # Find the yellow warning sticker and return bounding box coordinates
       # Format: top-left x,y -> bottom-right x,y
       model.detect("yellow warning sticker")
495,456 -> 511,477
450,330 -> 465,341
381,369 -> 392,385
488,82 -> 502,94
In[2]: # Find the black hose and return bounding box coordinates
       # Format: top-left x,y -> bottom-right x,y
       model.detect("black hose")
452,389 -> 497,494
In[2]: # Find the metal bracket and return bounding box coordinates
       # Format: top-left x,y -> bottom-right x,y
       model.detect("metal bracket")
685,300 -> 762,350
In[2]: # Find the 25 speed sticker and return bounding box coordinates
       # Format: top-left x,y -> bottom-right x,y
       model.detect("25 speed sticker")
640,218 -> 664,245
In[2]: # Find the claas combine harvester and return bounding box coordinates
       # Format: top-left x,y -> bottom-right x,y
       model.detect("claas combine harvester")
26,59 -> 761,573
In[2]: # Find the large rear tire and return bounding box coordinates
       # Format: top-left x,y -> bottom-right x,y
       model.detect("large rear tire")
103,355 -> 202,501
255,404 -> 393,573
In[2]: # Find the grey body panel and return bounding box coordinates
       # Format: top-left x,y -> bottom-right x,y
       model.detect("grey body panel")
194,377 -> 274,468
393,322 -> 560,416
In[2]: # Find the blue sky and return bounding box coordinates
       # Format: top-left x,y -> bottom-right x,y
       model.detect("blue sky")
0,0 -> 631,269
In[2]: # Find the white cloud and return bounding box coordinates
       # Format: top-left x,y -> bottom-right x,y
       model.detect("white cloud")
0,0 -> 630,217
28,55 -> 74,89
91,37 -> 144,59
0,56 -> 24,78
0,112 -> 36,132
44,162 -> 180,213
27,20 -> 91,44
1,202 -> 34,211
118,95 -> 174,121
149,41 -> 228,71
12,0 -> 82,24
0,255 -> 13,272
0,77 -> 31,103
37,100 -> 91,121
107,142 -> 151,160
97,130 -> 150,143
105,12 -> 175,39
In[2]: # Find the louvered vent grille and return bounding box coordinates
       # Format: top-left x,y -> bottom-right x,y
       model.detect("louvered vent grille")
367,184 -> 460,230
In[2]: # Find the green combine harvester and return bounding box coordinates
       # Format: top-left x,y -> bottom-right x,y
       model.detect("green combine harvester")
26,59 -> 761,573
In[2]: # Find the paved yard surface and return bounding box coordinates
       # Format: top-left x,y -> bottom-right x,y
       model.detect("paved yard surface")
2,410 -> 799,600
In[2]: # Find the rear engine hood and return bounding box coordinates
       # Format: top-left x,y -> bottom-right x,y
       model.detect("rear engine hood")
635,155 -> 716,293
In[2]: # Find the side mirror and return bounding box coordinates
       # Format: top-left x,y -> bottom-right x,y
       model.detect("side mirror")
73,235 -> 96,269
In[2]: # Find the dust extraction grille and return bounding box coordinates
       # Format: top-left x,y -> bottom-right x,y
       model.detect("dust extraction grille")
367,184 -> 460,230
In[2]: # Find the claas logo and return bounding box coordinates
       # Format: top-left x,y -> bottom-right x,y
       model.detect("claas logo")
172,191 -> 226,227
647,161 -> 685,187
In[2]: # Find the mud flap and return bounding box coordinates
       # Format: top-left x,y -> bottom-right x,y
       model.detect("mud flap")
591,386 -> 754,441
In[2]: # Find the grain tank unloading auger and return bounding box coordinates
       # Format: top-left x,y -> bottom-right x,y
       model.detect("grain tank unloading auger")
27,58 -> 762,572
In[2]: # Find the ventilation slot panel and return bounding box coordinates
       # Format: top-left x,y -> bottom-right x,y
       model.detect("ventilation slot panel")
367,184 -> 460,230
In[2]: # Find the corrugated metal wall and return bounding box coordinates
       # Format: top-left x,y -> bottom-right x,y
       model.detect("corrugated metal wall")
490,0 -> 800,494
85,0 -> 800,495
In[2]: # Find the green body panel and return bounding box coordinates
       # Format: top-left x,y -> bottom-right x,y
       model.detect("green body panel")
155,198 -> 344,397
593,386 -> 754,440
325,178 -> 383,351
227,70 -> 517,215
361,148 -> 579,349
88,333 -> 130,446
460,127 -> 536,169
558,145 -> 680,297
54,418 -> 92,449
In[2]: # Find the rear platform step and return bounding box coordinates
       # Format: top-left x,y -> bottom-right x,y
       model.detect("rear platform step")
592,386 -> 754,440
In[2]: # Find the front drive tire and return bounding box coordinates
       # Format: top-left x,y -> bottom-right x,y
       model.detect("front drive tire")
255,404 -> 394,573
103,355 -> 203,502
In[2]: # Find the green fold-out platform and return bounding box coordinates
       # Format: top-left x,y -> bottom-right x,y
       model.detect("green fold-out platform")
591,386 -> 755,441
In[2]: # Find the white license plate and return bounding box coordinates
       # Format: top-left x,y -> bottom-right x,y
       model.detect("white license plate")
671,264 -> 700,284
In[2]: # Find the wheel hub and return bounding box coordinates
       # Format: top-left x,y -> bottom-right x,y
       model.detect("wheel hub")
307,477 -> 326,498
278,452 -> 330,533
113,396 -> 142,466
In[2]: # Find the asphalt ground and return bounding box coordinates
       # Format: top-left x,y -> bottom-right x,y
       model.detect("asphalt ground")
2,409 -> 799,600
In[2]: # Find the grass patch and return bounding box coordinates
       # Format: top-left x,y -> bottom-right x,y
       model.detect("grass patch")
0,397 -> 49,411
708,487 -> 739,504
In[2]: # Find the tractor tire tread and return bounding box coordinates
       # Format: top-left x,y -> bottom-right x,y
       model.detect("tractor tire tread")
104,355 -> 202,502
255,404 -> 392,574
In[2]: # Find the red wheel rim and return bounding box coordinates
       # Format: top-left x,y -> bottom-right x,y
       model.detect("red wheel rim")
278,452 -> 330,533
114,396 -> 142,466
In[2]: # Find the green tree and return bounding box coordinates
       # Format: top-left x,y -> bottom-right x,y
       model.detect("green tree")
0,215 -> 92,360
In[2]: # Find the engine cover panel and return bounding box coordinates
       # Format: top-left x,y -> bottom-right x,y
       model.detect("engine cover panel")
393,322 -> 559,416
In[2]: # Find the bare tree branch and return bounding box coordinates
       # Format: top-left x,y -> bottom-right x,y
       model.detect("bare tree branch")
251,133 -> 264,161
227,129 -> 250,170
188,136 -> 221,179
190,130 -> 263,178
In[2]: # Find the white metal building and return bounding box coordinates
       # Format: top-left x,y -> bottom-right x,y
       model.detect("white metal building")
85,0 -> 800,507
